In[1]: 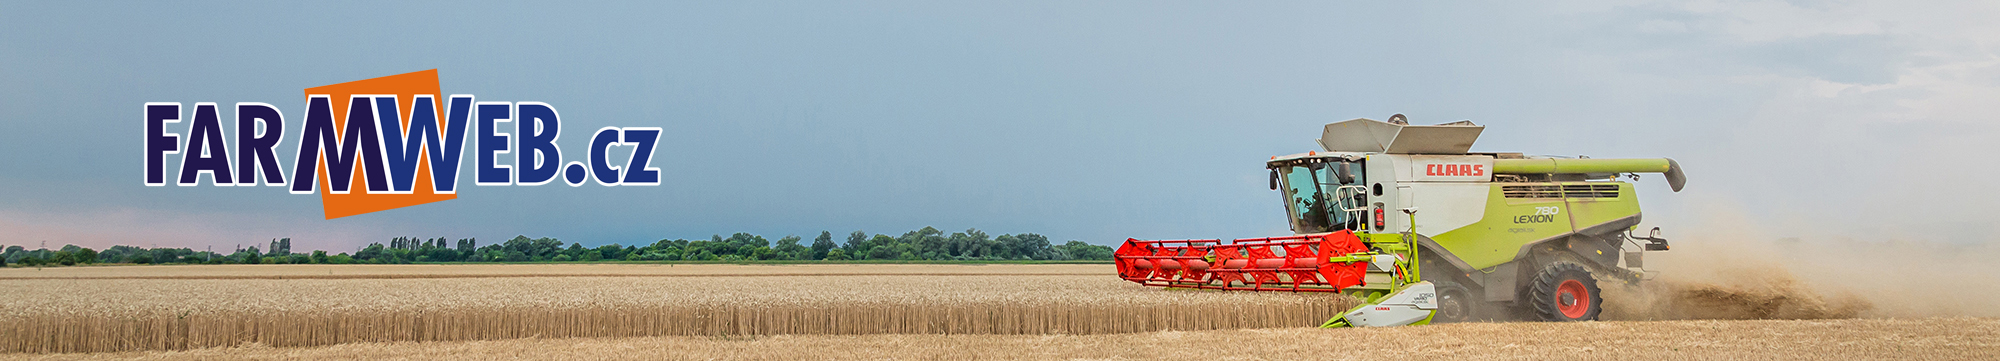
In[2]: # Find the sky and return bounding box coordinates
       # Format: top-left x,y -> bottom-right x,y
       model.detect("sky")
2,1 -> 1997,253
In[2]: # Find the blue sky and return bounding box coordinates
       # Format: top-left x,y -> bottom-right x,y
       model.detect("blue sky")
3,1 -> 1996,252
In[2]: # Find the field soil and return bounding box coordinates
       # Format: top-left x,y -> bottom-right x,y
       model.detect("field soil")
5,318 -> 1994,360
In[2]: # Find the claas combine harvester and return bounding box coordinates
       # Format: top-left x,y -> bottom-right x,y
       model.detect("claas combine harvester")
1115,115 -> 1686,327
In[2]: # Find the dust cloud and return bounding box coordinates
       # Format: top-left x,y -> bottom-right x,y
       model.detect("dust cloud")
1599,205 -> 2000,320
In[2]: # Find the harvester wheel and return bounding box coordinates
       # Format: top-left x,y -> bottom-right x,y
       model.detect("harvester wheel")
1430,280 -> 1483,323
1527,262 -> 1601,322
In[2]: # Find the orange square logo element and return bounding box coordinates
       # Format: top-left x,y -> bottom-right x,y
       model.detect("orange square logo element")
304,69 -> 456,219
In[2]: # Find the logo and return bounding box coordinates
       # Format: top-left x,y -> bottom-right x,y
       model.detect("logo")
143,70 -> 660,219
1411,291 -> 1435,305
1514,206 -> 1561,224
1423,163 -> 1484,177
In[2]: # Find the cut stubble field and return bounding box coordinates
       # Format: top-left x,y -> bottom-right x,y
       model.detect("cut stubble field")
2,264 -> 1994,360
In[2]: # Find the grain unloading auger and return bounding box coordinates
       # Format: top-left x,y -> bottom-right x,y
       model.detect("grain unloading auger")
1115,114 -> 1685,327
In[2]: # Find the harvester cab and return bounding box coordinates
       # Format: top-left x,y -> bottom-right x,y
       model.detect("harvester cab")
1115,115 -> 1686,327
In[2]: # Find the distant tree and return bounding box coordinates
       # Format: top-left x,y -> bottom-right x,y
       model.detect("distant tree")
95,245 -> 133,263
74,247 -> 98,265
53,251 -> 77,266
355,243 -> 386,262
749,246 -> 776,260
425,245 -> 460,262
479,249 -> 503,262
533,238 -> 563,260
1008,233 -> 1055,260
899,227 -> 947,259
91,229 -> 1081,265
499,236 -> 564,261
1054,241 -> 1113,260
148,248 -> 192,264
844,231 -> 867,254
810,231 -> 836,260
946,229 -> 985,259
594,244 -> 625,261
775,236 -> 808,260
863,235 -> 897,260
722,233 -> 769,249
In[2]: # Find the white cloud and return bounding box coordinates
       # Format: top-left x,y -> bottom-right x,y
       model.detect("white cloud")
1574,0 -> 2000,242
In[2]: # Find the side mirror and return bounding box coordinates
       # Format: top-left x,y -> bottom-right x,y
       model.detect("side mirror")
1268,169 -> 1279,190
1333,164 -> 1355,184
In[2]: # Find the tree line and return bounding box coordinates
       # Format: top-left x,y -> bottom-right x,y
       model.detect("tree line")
0,227 -> 1114,267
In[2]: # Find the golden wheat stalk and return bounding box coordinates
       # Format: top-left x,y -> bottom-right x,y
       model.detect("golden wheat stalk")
0,265 -> 1355,353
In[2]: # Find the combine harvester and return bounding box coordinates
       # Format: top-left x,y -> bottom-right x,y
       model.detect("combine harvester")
1115,115 -> 1684,327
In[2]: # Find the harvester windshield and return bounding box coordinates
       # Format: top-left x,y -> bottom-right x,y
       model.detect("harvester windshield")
1275,160 -> 1365,234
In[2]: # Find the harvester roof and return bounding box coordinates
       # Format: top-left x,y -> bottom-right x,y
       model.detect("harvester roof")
1267,151 -> 1364,164
1317,117 -> 1483,155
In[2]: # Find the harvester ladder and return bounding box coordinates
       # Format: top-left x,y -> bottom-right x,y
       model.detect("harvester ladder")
1331,185 -> 1369,231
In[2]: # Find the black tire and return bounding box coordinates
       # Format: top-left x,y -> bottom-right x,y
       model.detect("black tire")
1430,280 -> 1483,323
1527,262 -> 1602,322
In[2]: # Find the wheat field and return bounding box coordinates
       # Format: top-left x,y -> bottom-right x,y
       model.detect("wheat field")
0,263 -> 1102,280
0,264 -> 1354,353
9,318 -> 1996,361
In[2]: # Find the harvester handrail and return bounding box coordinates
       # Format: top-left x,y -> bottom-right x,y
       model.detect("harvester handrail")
1333,185 -> 1369,231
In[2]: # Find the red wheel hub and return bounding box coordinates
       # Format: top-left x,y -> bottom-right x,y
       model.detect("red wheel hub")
1555,279 -> 1590,319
